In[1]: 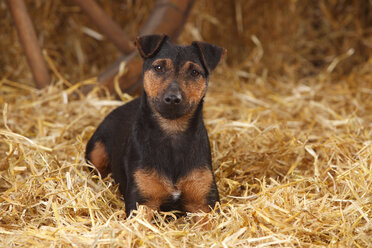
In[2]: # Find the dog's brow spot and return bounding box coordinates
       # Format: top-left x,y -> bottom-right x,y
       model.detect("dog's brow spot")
89,141 -> 109,174
182,61 -> 203,73
152,58 -> 173,69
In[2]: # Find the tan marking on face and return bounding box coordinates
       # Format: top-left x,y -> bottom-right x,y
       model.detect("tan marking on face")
151,62 -> 206,135
176,167 -> 213,213
143,58 -> 174,98
179,62 -> 207,104
144,61 -> 207,135
89,141 -> 109,175
134,169 -> 175,210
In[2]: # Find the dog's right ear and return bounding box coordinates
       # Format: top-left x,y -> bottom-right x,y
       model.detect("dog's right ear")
192,41 -> 226,74
135,34 -> 168,59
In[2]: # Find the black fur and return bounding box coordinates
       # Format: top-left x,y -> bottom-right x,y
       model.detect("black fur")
192,41 -> 226,73
86,34 -> 225,217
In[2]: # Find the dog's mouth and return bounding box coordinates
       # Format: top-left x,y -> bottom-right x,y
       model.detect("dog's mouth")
150,97 -> 194,120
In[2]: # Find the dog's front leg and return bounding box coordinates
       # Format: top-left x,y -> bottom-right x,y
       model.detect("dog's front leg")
177,167 -> 217,213
127,168 -> 174,217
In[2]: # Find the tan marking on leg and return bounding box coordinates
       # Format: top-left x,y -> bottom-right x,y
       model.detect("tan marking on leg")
134,169 -> 174,210
176,167 -> 213,213
90,141 -> 109,174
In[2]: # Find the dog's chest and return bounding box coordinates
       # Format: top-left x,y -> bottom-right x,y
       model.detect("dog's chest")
145,136 -> 196,172
133,169 -> 183,199
171,189 -> 182,200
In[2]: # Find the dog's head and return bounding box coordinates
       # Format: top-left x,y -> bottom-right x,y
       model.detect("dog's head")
135,34 -> 226,120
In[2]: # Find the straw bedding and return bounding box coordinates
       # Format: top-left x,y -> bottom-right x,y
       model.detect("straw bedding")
1,0 -> 371,247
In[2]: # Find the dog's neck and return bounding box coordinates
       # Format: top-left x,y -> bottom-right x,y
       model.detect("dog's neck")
138,92 -> 204,136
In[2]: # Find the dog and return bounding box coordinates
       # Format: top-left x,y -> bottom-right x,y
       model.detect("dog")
86,34 -> 226,217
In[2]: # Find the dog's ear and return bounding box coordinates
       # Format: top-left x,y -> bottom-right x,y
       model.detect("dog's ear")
135,34 -> 168,59
192,41 -> 226,74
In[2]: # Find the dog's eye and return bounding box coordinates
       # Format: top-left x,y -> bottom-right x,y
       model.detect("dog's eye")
191,69 -> 200,77
154,65 -> 164,73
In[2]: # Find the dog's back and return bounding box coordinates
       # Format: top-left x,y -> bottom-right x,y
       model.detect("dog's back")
85,98 -> 140,177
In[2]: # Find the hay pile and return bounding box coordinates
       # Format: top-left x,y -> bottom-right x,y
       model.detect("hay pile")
1,0 -> 371,247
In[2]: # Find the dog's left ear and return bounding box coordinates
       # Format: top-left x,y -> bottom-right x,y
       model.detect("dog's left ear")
192,41 -> 226,74
135,34 -> 168,59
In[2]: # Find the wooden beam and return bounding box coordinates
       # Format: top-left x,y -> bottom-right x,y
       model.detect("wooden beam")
140,0 -> 195,40
73,0 -> 135,55
6,0 -> 50,89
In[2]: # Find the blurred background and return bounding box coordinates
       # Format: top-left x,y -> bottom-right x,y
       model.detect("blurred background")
2,0 -> 372,87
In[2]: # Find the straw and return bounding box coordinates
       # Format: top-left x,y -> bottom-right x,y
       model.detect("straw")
1,1 -> 371,247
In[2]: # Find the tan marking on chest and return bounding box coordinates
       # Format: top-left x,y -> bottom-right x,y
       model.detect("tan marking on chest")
89,141 -> 109,175
153,110 -> 193,135
134,167 -> 214,213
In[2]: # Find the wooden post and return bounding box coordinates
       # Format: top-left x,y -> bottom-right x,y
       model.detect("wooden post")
6,0 -> 50,89
73,0 -> 135,55
140,0 -> 195,40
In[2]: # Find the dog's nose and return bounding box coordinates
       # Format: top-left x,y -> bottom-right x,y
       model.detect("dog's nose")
163,93 -> 182,105
163,83 -> 182,105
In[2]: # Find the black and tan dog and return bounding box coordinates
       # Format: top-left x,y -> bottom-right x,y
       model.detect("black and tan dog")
86,34 -> 225,217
